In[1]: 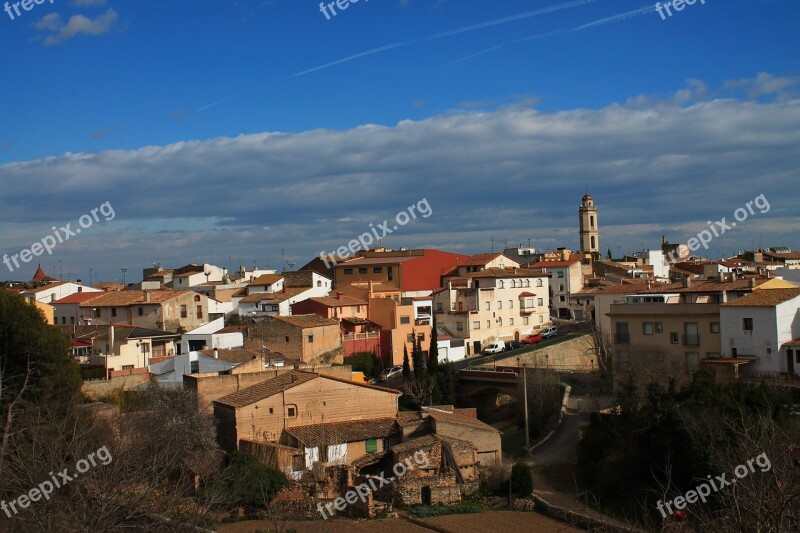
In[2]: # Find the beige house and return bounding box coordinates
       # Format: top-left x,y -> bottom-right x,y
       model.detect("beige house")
609,276 -> 771,389
212,371 -> 401,473
526,258 -> 584,319
78,289 -> 210,332
434,267 -> 551,355
246,314 -> 343,364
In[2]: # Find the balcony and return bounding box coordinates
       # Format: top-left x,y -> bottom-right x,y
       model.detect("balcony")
415,318 -> 431,326
683,334 -> 701,346
343,331 -> 380,341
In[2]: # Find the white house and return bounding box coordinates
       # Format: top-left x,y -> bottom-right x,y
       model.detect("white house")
149,351 -> 239,385
436,329 -> 466,363
22,281 -> 102,304
179,317 -> 244,354
720,288 -> 800,376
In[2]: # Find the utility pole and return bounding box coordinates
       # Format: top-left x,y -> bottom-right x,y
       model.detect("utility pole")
523,363 -> 530,449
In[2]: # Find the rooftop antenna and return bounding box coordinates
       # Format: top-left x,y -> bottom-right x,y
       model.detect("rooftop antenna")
121,267 -> 128,285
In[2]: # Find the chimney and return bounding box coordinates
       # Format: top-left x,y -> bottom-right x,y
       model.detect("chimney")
662,235 -> 667,246
336,292 -> 344,301
213,348 -> 219,359
683,277 -> 692,288
76,279 -> 82,285
144,290 -> 150,303
749,278 -> 756,288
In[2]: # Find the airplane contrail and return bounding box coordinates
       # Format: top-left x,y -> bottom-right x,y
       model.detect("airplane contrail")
441,5 -> 657,68
293,0 -> 600,77
198,99 -> 228,111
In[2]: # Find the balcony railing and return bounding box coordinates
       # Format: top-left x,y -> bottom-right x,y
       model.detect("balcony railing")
415,318 -> 431,326
683,334 -> 700,346
343,331 -> 380,341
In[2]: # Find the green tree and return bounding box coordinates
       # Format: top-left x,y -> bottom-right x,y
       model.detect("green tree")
436,362 -> 457,405
347,351 -> 381,378
607,247 -> 613,260
510,462 -> 534,497
402,344 -> 411,378
427,315 -> 439,375
0,291 -> 81,406
411,331 -> 426,381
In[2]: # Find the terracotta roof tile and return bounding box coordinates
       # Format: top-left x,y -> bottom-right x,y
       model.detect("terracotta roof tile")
283,418 -> 398,447
273,314 -> 339,328
213,371 -> 317,408
721,288 -> 800,307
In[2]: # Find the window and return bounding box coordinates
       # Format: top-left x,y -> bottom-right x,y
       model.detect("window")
387,267 -> 393,281
557,271 -> 565,278
743,318 -> 753,331
497,301 -> 503,309
373,267 -> 383,274
523,317 -> 529,325
559,295 -> 566,302
111,307 -> 117,317
122,365 -> 134,370
138,307 -> 143,316
344,268 -> 353,275
180,305 -> 187,318
196,305 -> 203,319
536,279 -> 543,287
436,303 -> 443,311
498,280 -> 504,288
269,407 -> 274,414
510,318 -> 514,325
400,316 -> 410,325
190,361 -> 199,374
525,279 -> 531,287
615,322 -> 630,343
194,295 -> 201,302
286,405 -> 297,418
456,322 -> 463,331
407,334 -> 415,342
559,284 -> 565,292
285,336 -> 290,342
70,316 -> 74,324
509,300 -> 513,308
497,318 -> 503,326
317,280 -> 322,287
655,322 -> 663,333
670,332 -> 679,344
352,306 -> 360,314
537,298 -> 544,306
473,321 -> 480,329
486,320 -> 491,328
418,333 -> 425,341
643,322 -> 654,335
365,439 -> 378,453
359,268 -> 368,275
539,316 -> 544,323
710,322 -> 720,333
307,335 -> 314,343
271,305 -> 279,312
485,301 -> 491,310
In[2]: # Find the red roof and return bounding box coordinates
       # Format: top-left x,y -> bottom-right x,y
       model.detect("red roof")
527,260 -> 580,268
31,264 -> 59,283
53,292 -> 106,304
518,292 -> 536,297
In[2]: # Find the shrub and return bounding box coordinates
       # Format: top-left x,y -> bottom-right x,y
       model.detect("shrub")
510,462 -> 533,497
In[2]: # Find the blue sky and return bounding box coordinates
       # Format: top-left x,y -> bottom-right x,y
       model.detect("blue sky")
1,0 -> 799,282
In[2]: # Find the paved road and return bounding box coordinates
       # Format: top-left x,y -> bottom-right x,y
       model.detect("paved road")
454,328 -> 590,371
531,397 -> 582,466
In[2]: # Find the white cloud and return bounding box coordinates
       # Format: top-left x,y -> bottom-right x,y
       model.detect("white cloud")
38,8 -> 118,46
0,74 -> 798,278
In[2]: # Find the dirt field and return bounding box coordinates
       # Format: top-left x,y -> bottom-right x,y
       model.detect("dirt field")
424,510 -> 581,532
217,511 -> 581,533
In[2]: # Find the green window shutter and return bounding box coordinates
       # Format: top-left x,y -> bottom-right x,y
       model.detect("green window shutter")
365,439 -> 377,453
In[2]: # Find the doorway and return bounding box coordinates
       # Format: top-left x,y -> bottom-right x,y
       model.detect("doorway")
421,486 -> 431,505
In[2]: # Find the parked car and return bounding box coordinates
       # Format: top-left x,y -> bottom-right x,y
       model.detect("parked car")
483,340 -> 505,354
376,365 -> 403,382
542,326 -> 559,338
521,333 -> 543,345
505,340 -> 522,351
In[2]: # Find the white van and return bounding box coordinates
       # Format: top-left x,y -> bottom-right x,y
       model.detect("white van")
542,326 -> 558,338
483,341 -> 505,354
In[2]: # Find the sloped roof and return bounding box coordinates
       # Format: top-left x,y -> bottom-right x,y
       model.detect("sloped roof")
526,260 -> 581,268
249,274 -> 284,286
273,314 -> 339,328
31,264 -> 59,282
78,290 -> 191,307
239,287 -> 310,304
52,292 -> 106,304
721,288 -> 800,307
213,371 -> 317,408
467,267 -> 548,279
283,417 -> 398,446
198,347 -> 261,363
